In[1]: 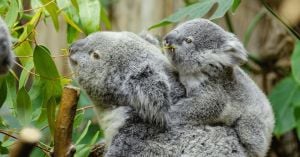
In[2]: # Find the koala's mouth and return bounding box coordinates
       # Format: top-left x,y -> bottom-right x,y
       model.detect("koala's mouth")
163,45 -> 176,53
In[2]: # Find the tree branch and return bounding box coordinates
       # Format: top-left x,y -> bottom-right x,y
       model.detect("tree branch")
53,85 -> 80,157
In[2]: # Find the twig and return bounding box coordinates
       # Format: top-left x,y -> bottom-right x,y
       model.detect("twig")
53,86 -> 80,157
20,0 -> 55,13
260,0 -> 300,40
76,105 -> 94,112
224,12 -> 235,33
16,54 -> 70,58
0,129 -> 51,155
13,10 -> 42,49
9,128 -> 42,157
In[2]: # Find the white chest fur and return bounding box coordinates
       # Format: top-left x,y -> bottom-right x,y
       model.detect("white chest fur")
94,106 -> 130,146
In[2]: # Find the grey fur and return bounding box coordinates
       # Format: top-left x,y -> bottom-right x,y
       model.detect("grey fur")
69,31 -> 247,156
163,18 -> 274,157
0,17 -> 13,75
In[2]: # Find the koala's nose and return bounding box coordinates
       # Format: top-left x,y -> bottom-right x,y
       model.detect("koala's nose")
69,39 -> 86,55
163,30 -> 178,46
69,55 -> 78,66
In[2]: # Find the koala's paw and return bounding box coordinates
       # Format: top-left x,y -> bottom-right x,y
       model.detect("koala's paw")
89,141 -> 106,157
126,65 -> 171,127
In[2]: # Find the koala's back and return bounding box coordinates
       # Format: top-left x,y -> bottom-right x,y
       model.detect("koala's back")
231,67 -> 274,138
106,115 -> 246,157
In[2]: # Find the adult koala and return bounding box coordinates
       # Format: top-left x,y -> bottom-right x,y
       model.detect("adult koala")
69,31 -> 246,156
0,17 -> 14,75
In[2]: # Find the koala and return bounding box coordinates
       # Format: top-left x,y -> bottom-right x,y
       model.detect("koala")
69,31 -> 247,156
163,18 -> 275,157
0,17 -> 14,75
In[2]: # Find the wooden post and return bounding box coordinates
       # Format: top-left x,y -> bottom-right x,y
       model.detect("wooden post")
53,86 -> 80,157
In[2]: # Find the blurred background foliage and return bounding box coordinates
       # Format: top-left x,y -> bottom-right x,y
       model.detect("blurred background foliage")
0,0 -> 300,156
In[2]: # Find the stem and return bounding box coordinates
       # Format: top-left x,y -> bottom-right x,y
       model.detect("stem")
243,9 -> 266,47
260,0 -> 300,40
20,0 -> 55,13
76,105 -> 94,112
224,12 -> 235,33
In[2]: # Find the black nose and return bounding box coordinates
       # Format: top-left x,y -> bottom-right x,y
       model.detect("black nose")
0,55 -> 12,75
163,30 -> 179,46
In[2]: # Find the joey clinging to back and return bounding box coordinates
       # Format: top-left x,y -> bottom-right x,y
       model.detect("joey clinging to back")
0,17 -> 14,75
163,18 -> 274,157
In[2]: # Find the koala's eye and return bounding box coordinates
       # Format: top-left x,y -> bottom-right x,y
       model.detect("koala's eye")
184,37 -> 193,43
90,51 -> 100,60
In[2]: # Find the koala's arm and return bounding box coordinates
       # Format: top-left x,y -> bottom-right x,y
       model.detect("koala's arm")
171,92 -> 225,124
124,65 -> 171,127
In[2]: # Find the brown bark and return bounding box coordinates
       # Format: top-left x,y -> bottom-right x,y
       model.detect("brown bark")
53,86 -> 80,157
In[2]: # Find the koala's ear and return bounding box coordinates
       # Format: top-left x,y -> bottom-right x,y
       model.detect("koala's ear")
139,31 -> 160,47
222,39 -> 248,66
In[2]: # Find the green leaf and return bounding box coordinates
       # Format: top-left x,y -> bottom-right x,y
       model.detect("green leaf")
90,131 -> 100,145
0,0 -> 9,14
209,0 -> 233,19
18,61 -> 34,89
4,73 -> 17,109
243,9 -> 266,47
100,5 -> 111,30
40,0 -> 60,30
75,120 -> 91,145
231,0 -> 241,13
78,0 -> 101,34
292,41 -> 300,84
149,0 -> 234,29
33,46 -> 62,114
16,87 -> 32,126
71,0 -> 79,11
74,144 -> 90,157
74,110 -> 84,128
14,41 -> 33,65
0,77 -> 7,109
269,76 -> 299,135
67,24 -> 79,44
33,45 -> 60,79
62,11 -> 83,33
4,0 -> 19,27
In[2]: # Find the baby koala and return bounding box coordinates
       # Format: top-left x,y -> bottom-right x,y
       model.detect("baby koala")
163,18 -> 274,157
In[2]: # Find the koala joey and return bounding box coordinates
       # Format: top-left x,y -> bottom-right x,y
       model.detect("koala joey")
69,31 -> 247,156
0,17 -> 14,75
163,18 -> 275,157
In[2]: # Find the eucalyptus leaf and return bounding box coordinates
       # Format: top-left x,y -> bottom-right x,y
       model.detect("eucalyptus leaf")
269,76 -> 299,136
4,0 -> 19,27
78,0 -> 101,34
231,0 -> 241,13
149,0 -> 234,29
40,0 -> 59,30
16,87 -> 32,126
76,120 -> 91,145
292,41 -> 300,84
